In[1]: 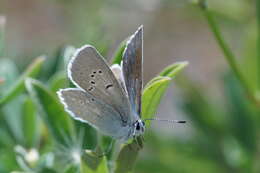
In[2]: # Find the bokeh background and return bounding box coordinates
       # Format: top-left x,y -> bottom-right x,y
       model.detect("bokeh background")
1,0 -> 260,172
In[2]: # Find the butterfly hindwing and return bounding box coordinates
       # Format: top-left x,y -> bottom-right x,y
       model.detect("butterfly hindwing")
58,88 -> 130,139
122,26 -> 143,116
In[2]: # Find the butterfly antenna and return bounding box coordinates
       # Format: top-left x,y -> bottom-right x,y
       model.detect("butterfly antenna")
144,118 -> 186,124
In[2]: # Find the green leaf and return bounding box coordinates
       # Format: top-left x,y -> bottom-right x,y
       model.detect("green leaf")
48,72 -> 69,92
22,97 -> 40,148
115,61 -> 188,173
0,59 -> 26,144
110,38 -> 128,65
144,76 -> 168,90
159,61 -> 189,78
39,168 -> 58,173
142,77 -> 171,127
41,45 -> 75,80
0,56 -> 46,106
64,165 -> 79,173
25,78 -> 74,144
62,45 -> 76,70
142,61 -> 188,127
36,153 -> 55,171
115,140 -> 141,173
81,149 -> 109,173
0,126 -> 15,147
0,58 -> 19,92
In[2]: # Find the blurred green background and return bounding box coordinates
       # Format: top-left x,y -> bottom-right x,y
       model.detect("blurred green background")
1,0 -> 260,172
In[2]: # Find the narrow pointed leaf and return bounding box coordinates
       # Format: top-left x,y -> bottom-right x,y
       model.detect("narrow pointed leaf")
0,59 -> 24,143
0,56 -> 45,106
41,45 -> 75,80
22,97 -> 40,148
0,59 -> 19,92
49,72 -> 69,92
110,38 -> 128,65
25,78 -> 74,144
159,61 -> 188,78
142,77 -> 171,127
142,61 -> 188,127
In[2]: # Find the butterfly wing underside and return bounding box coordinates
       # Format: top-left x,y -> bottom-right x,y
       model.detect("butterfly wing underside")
58,88 -> 128,138
122,26 -> 143,116
68,45 -> 132,125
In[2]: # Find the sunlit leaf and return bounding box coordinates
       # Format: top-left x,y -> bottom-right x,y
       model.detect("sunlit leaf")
142,77 -> 171,127
159,61 -> 189,78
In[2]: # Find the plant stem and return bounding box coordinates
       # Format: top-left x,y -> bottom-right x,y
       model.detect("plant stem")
198,1 -> 254,99
256,0 -> 260,91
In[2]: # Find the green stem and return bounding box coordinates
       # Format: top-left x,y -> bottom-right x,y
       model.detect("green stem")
198,1 -> 253,99
256,0 -> 260,91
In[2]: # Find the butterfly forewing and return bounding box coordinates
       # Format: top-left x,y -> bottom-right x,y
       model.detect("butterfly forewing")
58,88 -> 129,139
122,26 -> 143,116
68,45 -> 132,125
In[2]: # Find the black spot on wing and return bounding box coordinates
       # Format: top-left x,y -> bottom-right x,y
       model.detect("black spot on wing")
105,84 -> 113,89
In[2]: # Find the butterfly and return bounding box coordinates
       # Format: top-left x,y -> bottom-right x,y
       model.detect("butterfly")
58,26 -> 144,142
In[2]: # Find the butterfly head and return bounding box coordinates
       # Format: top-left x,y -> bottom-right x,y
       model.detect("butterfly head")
133,119 -> 145,136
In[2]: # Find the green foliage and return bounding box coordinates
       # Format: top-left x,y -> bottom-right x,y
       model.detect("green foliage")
22,97 -> 39,148
0,56 -> 45,106
0,23 -> 186,172
110,38 -> 128,65
25,78 -> 75,144
142,62 -> 188,127
1,1 -> 260,172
